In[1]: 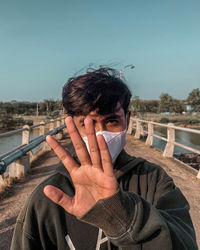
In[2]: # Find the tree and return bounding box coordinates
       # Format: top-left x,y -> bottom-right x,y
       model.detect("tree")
173,99 -> 184,114
158,93 -> 175,113
130,97 -> 145,114
143,100 -> 159,113
130,98 -> 159,114
187,88 -> 200,112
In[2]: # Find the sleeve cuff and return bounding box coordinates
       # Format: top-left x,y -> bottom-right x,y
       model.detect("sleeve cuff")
79,188 -> 137,237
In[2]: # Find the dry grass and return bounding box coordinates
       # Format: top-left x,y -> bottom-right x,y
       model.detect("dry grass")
0,175 -> 14,196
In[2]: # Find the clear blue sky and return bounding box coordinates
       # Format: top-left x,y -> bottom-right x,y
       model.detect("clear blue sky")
0,0 -> 200,102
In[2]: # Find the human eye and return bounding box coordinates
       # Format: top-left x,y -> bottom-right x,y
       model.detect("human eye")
79,118 -> 85,127
106,119 -> 120,126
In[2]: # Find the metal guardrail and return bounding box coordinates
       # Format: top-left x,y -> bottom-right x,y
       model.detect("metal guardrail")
0,124 -> 66,175
0,128 -> 26,139
0,118 -> 63,139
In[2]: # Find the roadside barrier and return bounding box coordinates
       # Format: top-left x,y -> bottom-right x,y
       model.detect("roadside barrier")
127,118 -> 200,179
1,116 -> 199,189
0,118 -> 66,179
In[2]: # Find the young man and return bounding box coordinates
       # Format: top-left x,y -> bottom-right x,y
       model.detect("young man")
11,68 -> 197,250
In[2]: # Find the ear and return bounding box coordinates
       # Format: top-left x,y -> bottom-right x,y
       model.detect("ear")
62,106 -> 67,115
126,111 -> 131,129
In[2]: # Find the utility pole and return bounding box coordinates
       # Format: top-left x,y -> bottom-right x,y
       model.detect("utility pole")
120,64 -> 135,79
36,103 -> 39,119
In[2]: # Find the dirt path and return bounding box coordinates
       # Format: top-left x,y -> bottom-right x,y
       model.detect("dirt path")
0,136 -> 200,249
0,150 -> 60,249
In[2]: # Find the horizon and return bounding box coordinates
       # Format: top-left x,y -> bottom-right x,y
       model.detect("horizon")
0,94 -> 195,103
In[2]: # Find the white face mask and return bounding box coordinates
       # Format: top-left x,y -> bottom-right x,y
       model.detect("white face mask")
82,130 -> 126,163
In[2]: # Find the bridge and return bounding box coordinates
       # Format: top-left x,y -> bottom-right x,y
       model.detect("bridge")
0,118 -> 200,249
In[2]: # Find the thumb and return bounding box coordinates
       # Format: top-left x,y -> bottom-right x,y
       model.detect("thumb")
44,185 -> 73,213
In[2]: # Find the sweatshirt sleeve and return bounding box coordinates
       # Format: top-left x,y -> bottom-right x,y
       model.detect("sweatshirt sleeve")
10,199 -> 41,250
80,168 -> 198,249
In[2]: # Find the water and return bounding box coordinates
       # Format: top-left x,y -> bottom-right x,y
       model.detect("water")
1,127 -> 199,158
153,127 -> 200,155
0,128 -> 41,157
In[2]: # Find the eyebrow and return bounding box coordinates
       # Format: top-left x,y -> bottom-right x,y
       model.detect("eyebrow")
105,114 -> 121,120
78,113 -> 122,124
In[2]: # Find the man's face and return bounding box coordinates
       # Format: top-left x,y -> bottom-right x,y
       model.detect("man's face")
73,102 -> 130,137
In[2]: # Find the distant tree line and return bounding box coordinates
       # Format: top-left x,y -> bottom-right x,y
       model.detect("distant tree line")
130,88 -> 200,114
1,89 -> 200,116
0,99 -> 62,116
0,99 -> 62,130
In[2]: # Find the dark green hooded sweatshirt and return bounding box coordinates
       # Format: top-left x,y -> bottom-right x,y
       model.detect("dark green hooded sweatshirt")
11,150 -> 197,250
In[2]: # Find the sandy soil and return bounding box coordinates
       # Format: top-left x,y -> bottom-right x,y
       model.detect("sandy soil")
0,150 -> 60,249
0,135 -> 199,249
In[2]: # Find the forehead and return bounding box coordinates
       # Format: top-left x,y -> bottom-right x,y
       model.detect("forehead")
89,102 -> 124,117
75,102 -> 125,122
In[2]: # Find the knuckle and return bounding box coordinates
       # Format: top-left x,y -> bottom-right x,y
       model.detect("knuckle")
86,131 -> 95,136
52,144 -> 59,151
69,128 -> 77,135
60,152 -> 67,161
57,193 -> 66,206
74,142 -> 84,151
102,157 -> 111,164
90,145 -> 98,153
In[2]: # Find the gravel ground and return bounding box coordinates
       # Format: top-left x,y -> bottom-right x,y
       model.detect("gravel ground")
0,135 -> 199,249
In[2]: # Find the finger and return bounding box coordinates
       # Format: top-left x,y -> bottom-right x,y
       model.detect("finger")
46,135 -> 78,173
97,134 -> 114,176
44,185 -> 74,215
84,118 -> 102,169
65,116 -> 91,165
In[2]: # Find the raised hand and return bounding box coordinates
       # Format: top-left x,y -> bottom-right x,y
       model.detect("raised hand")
43,116 -> 118,218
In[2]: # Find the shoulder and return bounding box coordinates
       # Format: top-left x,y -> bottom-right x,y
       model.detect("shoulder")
17,171 -> 74,222
125,151 -> 173,183
118,151 -> 175,202
117,149 -> 171,180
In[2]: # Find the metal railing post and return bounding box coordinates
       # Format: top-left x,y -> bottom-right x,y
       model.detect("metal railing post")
163,123 -> 175,158
145,122 -> 154,146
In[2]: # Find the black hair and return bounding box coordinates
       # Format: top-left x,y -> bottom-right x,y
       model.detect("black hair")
62,67 -> 132,116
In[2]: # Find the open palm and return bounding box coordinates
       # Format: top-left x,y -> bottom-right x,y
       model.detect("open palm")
44,116 -> 118,218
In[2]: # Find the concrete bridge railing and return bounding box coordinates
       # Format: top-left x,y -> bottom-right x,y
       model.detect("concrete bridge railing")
1,116 -> 199,191
127,117 -> 200,179
0,118 -> 66,185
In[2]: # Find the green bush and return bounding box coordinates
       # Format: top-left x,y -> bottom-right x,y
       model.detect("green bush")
188,118 -> 200,124
0,115 -> 25,128
159,117 -> 169,123
24,119 -> 33,126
